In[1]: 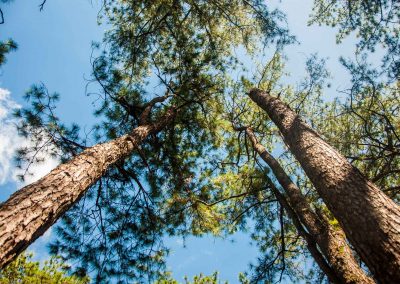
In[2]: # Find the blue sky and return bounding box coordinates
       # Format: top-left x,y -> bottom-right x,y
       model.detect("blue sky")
0,0 -> 363,283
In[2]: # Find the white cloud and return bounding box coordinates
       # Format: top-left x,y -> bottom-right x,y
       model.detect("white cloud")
0,88 -> 59,187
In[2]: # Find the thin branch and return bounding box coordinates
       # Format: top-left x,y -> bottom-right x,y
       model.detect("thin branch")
0,7 -> 4,24
39,0 -> 47,12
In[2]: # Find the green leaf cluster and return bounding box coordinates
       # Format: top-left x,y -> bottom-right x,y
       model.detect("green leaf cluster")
0,39 -> 17,66
0,253 -> 89,284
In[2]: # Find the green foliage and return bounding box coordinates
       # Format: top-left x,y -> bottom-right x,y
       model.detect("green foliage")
13,0 -> 397,282
155,271 -> 252,284
304,12 -> 400,202
0,39 -> 17,66
183,53 -> 333,283
0,253 -> 89,284
309,0 -> 400,79
8,1 -> 294,282
155,271 -> 225,284
13,84 -> 84,181
316,82 -> 400,201
14,46 -> 330,283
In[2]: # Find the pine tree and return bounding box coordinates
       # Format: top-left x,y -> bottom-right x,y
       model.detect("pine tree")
0,1 -> 291,281
3,1 -> 399,282
0,253 -> 89,284
0,100 -> 175,268
248,88 -> 400,283
241,126 -> 373,284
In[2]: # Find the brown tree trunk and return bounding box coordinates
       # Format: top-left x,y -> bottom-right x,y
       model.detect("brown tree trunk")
0,108 -> 175,268
248,88 -> 400,283
244,127 -> 373,283
269,183 -> 341,284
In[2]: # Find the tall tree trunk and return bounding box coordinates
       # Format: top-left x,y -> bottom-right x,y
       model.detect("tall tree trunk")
0,108 -> 175,268
248,88 -> 400,283
244,127 -> 373,283
269,183 -> 341,284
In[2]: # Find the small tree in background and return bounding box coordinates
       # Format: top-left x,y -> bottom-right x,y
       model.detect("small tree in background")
0,253 -> 89,284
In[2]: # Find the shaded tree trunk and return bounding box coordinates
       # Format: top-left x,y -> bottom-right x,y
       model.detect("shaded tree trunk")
248,88 -> 400,283
269,183 -> 341,284
244,127 -> 373,283
0,108 -> 175,268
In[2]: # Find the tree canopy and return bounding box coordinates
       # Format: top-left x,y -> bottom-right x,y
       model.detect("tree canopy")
0,253 -> 89,284
0,0 -> 399,283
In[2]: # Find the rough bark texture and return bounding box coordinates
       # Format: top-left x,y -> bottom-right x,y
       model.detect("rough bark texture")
0,109 -> 175,268
269,184 -> 341,283
245,127 -> 373,284
249,88 -> 400,283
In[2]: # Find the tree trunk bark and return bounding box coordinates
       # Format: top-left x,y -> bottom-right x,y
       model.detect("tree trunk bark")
0,109 -> 175,268
248,88 -> 400,283
245,127 -> 373,283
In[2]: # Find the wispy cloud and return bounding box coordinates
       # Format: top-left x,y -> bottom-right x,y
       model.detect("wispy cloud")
0,88 -> 59,187
0,88 -> 23,184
